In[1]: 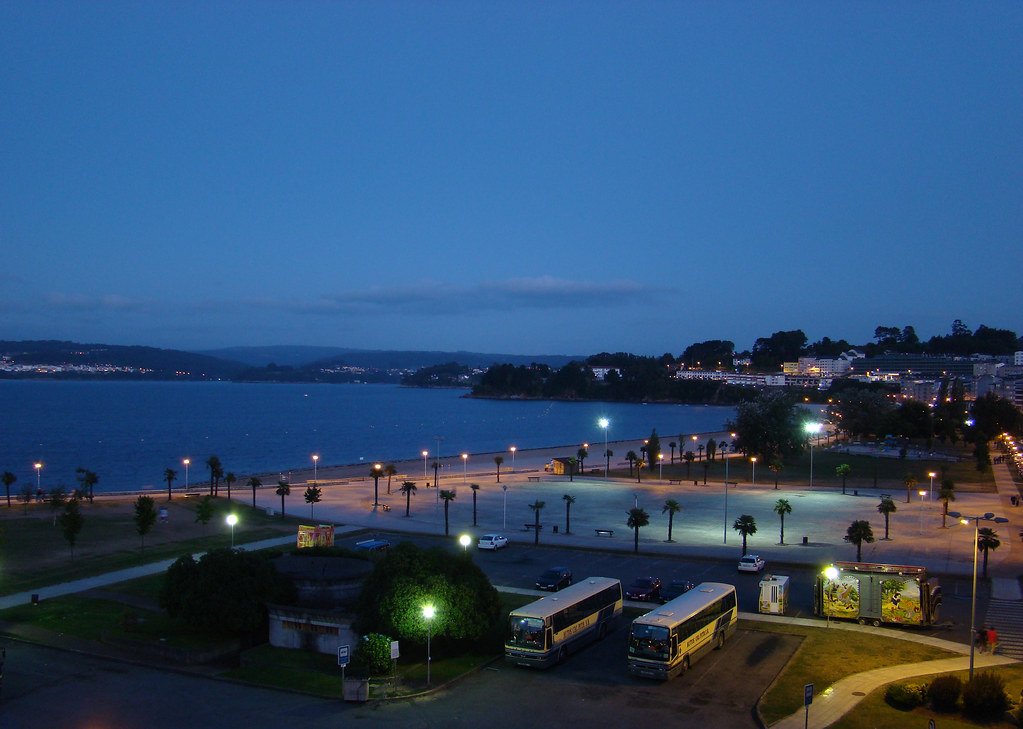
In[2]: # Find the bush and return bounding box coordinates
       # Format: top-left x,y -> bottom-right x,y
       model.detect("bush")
885,682 -> 926,710
927,674 -> 962,712
961,671 -> 1009,721
348,633 -> 393,678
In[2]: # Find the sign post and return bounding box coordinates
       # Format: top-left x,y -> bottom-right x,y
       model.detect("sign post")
803,683 -> 813,729
338,644 -> 350,688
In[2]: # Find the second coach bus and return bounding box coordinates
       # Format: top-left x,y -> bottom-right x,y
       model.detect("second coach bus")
505,577 -> 623,668
627,582 -> 737,680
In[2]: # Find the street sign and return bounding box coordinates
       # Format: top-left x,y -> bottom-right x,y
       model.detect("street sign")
804,683 -> 814,706
338,644 -> 350,667
390,641 -> 400,660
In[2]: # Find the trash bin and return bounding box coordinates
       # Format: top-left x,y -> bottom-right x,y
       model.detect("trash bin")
853,490 -> 858,496
31,594 -> 39,605
553,525 -> 558,533
801,536 -> 808,545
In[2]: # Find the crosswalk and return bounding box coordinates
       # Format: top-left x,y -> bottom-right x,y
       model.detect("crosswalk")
985,599 -> 1023,659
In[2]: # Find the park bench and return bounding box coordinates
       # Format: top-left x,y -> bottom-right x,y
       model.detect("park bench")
668,479 -> 683,484
523,523 -> 542,531
527,476 -> 541,482
594,528 -> 614,538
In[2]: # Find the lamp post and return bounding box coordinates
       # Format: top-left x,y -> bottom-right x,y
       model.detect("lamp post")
422,451 -> 429,480
459,534 -> 471,553
422,605 -> 435,686
918,489 -> 926,534
226,513 -> 238,548
183,458 -> 190,490
928,471 -> 937,501
461,453 -> 468,484
372,463 -> 382,508
805,422 -> 821,487
658,453 -> 663,481
311,454 -> 319,483
510,446 -> 516,474
34,462 -> 42,492
691,435 -> 698,459
598,418 -> 610,478
501,483 -> 508,529
723,478 -> 729,545
750,457 -> 757,487
948,511 -> 1009,678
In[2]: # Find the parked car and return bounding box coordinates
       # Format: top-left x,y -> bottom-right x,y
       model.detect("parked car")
738,554 -> 766,573
477,534 -> 509,551
535,566 -> 573,591
625,576 -> 663,602
659,579 -> 696,603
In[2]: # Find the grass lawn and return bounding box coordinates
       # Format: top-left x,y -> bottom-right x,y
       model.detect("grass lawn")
827,664 -> 1023,729
751,620 -> 960,725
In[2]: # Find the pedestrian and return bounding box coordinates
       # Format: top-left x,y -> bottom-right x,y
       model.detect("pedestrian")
987,626 -> 998,654
975,627 -> 987,653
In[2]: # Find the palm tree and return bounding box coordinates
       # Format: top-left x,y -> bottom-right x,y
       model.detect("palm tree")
836,464 -> 851,495
439,489 -> 456,535
247,476 -> 261,508
768,460 -> 782,490
224,472 -> 236,501
384,463 -> 398,495
684,451 -> 695,479
2,471 -> 16,508
844,520 -> 875,561
635,459 -> 645,483
627,507 -> 650,553
977,527 -> 1000,578
494,456 -> 504,483
938,478 -> 955,528
669,442 -> 677,464
625,450 -> 638,477
275,480 -> 290,518
304,485 -> 321,518
562,493 -> 575,534
733,514 -> 757,555
877,495 -> 897,540
706,438 -> 717,462
604,448 -> 614,475
566,457 -> 577,482
75,468 -> 98,503
528,500 -> 545,546
163,468 -> 176,502
206,455 -> 223,497
432,461 -> 440,489
697,444 -> 704,462
400,480 -> 417,516
662,499 -> 681,542
903,473 -> 918,504
577,447 -> 588,474
470,482 -> 480,526
774,499 -> 792,544
719,440 -> 729,461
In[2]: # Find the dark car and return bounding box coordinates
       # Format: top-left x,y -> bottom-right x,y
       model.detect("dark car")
659,579 -> 695,603
625,576 -> 663,602
535,566 -> 573,592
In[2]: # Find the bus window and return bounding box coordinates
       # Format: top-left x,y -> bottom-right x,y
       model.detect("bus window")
508,617 -> 546,650
628,624 -> 669,660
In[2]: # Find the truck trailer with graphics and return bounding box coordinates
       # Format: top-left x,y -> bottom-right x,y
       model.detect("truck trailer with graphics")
813,561 -> 941,627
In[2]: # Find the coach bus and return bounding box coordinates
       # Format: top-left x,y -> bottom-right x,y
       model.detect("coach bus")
627,582 -> 737,680
505,577 -> 623,668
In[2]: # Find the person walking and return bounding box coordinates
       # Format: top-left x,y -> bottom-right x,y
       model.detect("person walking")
987,626 -> 998,654
975,627 -> 988,654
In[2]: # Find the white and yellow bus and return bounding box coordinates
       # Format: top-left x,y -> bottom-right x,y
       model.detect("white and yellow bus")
505,577 -> 623,668
627,582 -> 737,680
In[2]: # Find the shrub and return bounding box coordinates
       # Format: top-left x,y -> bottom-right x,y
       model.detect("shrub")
349,633 -> 393,678
961,671 -> 1009,721
885,682 -> 926,710
926,674 -> 962,712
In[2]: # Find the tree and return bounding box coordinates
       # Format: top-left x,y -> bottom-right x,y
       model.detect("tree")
669,442 -> 677,464
877,496 -> 897,540
718,440 -> 729,461
903,473 -> 918,504
697,444 -> 704,462
977,527 -> 1000,578
774,499 -> 792,544
195,494 -> 214,532
384,463 -> 398,495
706,438 -> 717,463
732,514 -> 757,555
529,500 -> 545,546
224,472 -> 236,500
844,520 -> 875,561
577,447 -> 588,474
75,468 -> 98,504
59,497 -> 84,559
635,459 -> 645,483
303,485 -> 322,519
684,451 -> 695,478
206,455 -> 223,497
439,489 -> 456,535
647,430 -> 661,470
604,448 -> 613,475
728,391 -> 806,463
567,457 -> 577,482
562,493 -> 575,534
164,468 -> 177,502
18,483 -> 33,514
470,483 -> 479,526
134,495 -> 157,553
768,459 -> 782,489
938,479 -> 955,528
247,476 -> 261,508
2,471 -> 16,508
494,456 -> 504,483
835,464 -> 851,496
275,480 -> 290,518
627,507 -> 649,553
401,480 -> 417,517
625,450 -> 638,477
48,486 -> 68,525
662,499 -> 681,542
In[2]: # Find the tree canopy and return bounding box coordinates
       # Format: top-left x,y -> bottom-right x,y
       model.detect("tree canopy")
728,391 -> 807,463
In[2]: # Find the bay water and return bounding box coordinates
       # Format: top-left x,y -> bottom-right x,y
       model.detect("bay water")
0,381 -> 734,494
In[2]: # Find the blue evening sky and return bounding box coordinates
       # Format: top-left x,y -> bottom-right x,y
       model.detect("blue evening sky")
3,2 -> 1021,356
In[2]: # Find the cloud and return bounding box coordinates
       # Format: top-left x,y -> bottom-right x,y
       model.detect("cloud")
43,292 -> 150,312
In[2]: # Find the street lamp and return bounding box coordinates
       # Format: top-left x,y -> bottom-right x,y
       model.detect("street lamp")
750,457 -> 757,487
658,453 -> 663,481
422,451 -> 429,480
183,458 -> 190,490
691,435 -> 698,458
226,513 -> 238,548
805,422 -> 822,487
598,418 -> 610,478
34,462 -> 42,492
502,483 -> 508,529
422,605 -> 436,686
459,534 -> 471,553
372,463 -> 382,508
462,453 -> 468,484
509,446 -> 516,474
928,471 -> 937,501
312,454 -> 319,483
948,511 -> 1009,678
918,489 -> 926,534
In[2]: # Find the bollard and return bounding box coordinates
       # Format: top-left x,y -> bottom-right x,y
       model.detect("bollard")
553,525 -> 558,534
31,594 -> 39,605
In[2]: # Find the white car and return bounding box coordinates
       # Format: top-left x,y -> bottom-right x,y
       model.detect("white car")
737,554 -> 766,573
477,534 -> 509,551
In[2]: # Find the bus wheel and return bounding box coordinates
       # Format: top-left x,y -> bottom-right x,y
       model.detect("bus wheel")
681,656 -> 690,674
557,647 -> 568,665
716,633 -> 725,650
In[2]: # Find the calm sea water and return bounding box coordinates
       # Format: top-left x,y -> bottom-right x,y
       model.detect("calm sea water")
0,381 -> 734,494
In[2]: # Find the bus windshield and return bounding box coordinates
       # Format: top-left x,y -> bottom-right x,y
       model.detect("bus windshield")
628,623 -> 669,660
508,616 -> 546,649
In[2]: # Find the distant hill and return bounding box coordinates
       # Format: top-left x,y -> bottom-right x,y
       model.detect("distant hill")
0,340 -> 246,379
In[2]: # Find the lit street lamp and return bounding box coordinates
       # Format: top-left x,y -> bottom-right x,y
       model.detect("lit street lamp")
183,458 -> 190,490
691,435 -> 698,459
372,463 -> 382,508
918,489 -> 927,534
422,605 -> 436,686
928,471 -> 937,501
459,534 -> 471,553
805,422 -> 822,487
422,451 -> 429,480
312,454 -> 319,483
658,453 -> 663,481
598,418 -> 610,478
750,457 -> 757,487
509,446 -> 516,474
462,453 -> 468,483
226,513 -> 238,548
502,484 -> 508,529
948,510 -> 1009,678
34,462 -> 42,492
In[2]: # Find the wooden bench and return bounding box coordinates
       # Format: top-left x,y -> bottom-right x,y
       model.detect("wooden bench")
668,479 -> 683,484
527,476 -> 541,482
594,528 -> 614,538
523,523 -> 542,531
